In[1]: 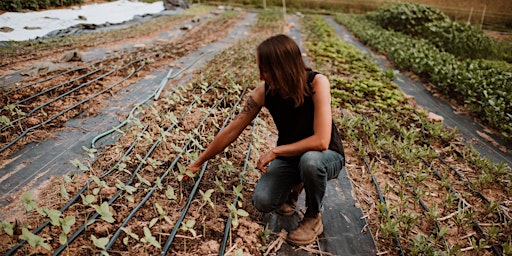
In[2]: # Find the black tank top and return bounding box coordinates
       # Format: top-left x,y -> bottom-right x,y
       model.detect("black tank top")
264,70 -> 345,157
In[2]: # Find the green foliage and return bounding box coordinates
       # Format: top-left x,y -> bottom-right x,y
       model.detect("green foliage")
336,14 -> 512,141
20,228 -> 51,251
370,3 -> 449,35
420,21 -> 498,60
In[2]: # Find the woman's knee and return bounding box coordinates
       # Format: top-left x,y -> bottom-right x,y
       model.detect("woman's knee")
299,152 -> 325,178
252,191 -> 274,213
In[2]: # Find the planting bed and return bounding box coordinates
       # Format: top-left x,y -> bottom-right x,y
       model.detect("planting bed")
1,4 -> 511,256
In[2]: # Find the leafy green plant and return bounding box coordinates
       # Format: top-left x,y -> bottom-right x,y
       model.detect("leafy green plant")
92,202 -> 115,223
369,3 -> 449,35
227,203 -> 249,229
141,226 -> 161,249
20,228 -> 51,251
1,221 -> 14,236
91,234 -> 110,256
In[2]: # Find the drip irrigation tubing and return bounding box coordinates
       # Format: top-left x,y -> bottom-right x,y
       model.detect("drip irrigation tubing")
382,150 -> 449,249
219,124 -> 255,255
0,57 -> 147,154
90,51 -> 213,148
52,76 -> 225,255
365,105 -> 503,255
3,58 -> 107,95
4,124 -> 149,256
342,102 -> 406,256
415,112 -> 511,224
160,85 -> 247,256
1,57 -> 141,131
102,84 -> 242,254
346,102 -> 405,253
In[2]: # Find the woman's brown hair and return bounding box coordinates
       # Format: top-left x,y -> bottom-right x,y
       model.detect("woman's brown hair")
257,34 -> 311,107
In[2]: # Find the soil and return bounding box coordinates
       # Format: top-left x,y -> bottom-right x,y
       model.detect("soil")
0,3 -> 511,256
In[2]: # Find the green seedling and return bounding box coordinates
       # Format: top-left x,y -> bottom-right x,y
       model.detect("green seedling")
70,159 -> 89,172
214,177 -> 226,193
81,194 -> 96,206
136,173 -> 151,187
165,186 -> 176,200
180,219 -> 197,237
141,226 -> 161,249
227,203 -> 249,229
177,162 -> 195,182
1,221 -> 14,236
91,175 -> 108,195
198,189 -> 215,212
91,234 -> 110,256
82,146 -> 97,159
0,115 -> 11,127
116,180 -> 137,203
92,202 -> 115,223
121,227 -> 140,246
60,184 -> 69,200
20,228 -> 51,251
21,191 -> 37,212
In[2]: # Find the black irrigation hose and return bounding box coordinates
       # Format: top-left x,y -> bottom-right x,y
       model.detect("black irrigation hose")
341,106 -> 406,256
3,58 -> 106,96
375,107 -> 503,255
4,124 -> 149,256
102,83 -> 238,254
219,124 -> 255,255
14,67 -> 104,106
1,57 -> 139,131
160,86 -> 247,255
53,77 -> 224,255
382,150 -> 449,250
0,58 -> 146,154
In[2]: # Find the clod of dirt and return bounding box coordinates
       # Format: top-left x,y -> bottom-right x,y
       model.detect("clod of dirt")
427,112 -> 444,122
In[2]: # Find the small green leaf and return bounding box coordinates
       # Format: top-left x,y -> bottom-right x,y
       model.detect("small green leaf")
61,216 -> 76,234
91,234 -> 109,250
165,186 -> 176,200
59,232 -> 68,245
141,227 -> 161,248
20,228 -> 51,250
93,202 -> 115,223
149,218 -> 158,228
21,191 -> 37,212
0,221 -> 14,236
44,208 -> 62,226
81,194 -> 95,206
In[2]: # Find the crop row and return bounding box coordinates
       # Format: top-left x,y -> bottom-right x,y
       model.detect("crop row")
334,13 -> 512,142
0,9 -> 287,255
302,14 -> 511,255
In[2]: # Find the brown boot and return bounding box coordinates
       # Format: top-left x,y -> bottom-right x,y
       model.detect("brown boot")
286,213 -> 323,246
276,199 -> 297,216
276,183 -> 303,216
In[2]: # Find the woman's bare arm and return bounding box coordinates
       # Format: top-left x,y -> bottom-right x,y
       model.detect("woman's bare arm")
186,83 -> 265,173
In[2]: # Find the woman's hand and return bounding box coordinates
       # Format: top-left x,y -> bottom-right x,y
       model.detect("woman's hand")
257,149 -> 277,173
185,161 -> 202,174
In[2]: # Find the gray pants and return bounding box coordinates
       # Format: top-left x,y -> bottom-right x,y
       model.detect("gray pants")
252,150 -> 345,214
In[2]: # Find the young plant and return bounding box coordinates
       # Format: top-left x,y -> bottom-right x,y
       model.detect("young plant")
20,228 -> 51,251
227,203 -> 249,229
92,202 -> 115,223
141,226 -> 161,249
91,234 -> 110,256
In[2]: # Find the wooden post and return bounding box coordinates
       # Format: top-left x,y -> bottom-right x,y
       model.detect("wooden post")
282,0 -> 286,19
480,5 -> 486,29
263,0 -> 266,9
467,7 -> 473,24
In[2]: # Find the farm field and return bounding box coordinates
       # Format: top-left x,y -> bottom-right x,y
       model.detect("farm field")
1,3 -> 511,256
